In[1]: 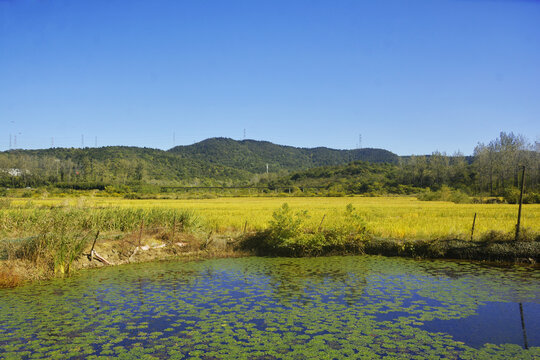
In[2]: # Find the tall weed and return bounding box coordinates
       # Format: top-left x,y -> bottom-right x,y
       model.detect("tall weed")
1,205 -> 203,275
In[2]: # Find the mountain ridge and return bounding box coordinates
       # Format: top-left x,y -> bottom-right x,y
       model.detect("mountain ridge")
168,137 -> 399,173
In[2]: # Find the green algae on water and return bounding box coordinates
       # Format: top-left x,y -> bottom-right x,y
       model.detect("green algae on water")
0,256 -> 539,359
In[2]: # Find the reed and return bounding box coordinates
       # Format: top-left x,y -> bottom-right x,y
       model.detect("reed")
0,206 -> 203,281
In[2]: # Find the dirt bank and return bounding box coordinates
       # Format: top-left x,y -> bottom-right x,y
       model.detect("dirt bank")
1,233 -> 538,289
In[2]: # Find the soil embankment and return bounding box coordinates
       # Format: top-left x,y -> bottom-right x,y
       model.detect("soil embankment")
2,231 -> 539,289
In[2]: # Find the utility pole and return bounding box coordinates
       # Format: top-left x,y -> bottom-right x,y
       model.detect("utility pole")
266,163 -> 269,174
9,134 -> 12,149
81,134 -> 84,148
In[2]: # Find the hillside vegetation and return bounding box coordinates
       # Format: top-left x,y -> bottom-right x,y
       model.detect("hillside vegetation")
169,137 -> 398,173
0,132 -> 539,202
0,138 -> 397,188
0,146 -> 251,188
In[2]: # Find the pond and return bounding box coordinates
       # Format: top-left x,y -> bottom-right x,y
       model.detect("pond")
0,256 -> 539,359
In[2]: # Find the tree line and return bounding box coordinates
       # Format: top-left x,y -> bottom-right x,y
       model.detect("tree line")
269,132 -> 540,202
0,132 -> 538,202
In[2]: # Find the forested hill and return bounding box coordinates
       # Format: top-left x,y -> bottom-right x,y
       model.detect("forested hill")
0,138 -> 398,187
0,146 -> 251,187
169,137 -> 399,173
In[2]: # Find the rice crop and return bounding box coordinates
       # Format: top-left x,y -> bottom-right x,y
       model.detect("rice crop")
5,196 -> 539,240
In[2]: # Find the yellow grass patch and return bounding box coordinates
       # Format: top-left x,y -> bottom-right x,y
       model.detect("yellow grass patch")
11,196 -> 539,240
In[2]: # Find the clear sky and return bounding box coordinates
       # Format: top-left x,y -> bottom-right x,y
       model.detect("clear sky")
1,0 -> 539,155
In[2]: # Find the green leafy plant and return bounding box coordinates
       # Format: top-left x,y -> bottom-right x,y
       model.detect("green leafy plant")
241,204 -> 371,256
268,203 -> 308,249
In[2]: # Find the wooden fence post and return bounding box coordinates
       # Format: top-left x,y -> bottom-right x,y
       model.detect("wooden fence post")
470,213 -> 476,241
515,166 -> 525,241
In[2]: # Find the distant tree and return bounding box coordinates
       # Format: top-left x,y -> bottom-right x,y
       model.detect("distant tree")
473,132 -> 537,195
448,151 -> 470,188
429,151 -> 449,187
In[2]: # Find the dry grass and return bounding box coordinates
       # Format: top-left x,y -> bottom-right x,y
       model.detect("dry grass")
0,260 -> 46,288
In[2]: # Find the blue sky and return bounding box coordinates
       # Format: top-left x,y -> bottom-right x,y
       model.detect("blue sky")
1,0 -> 539,155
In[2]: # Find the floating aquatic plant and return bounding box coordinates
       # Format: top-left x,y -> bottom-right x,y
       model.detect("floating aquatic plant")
0,256 -> 539,359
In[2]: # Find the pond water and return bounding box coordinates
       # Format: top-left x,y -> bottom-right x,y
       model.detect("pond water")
0,256 -> 539,359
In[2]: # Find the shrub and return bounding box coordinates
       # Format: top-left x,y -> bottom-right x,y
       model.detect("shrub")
480,228 -> 539,243
268,204 -> 306,243
239,203 -> 371,256
502,189 -> 540,204
480,230 -> 512,243
417,185 -> 471,203
449,190 -> 470,204
124,193 -> 141,199
502,187 -> 521,204
525,192 -> 540,204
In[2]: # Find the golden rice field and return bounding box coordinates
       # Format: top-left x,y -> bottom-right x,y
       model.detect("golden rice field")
10,196 -> 540,240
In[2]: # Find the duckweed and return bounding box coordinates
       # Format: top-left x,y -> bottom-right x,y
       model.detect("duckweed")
0,255 -> 539,359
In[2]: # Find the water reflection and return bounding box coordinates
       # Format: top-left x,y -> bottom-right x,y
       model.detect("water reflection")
421,301 -> 540,348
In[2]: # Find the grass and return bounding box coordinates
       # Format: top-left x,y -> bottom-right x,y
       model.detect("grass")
0,204 -> 206,286
1,195 -> 538,286
0,205 -> 202,239
9,195 -> 539,239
